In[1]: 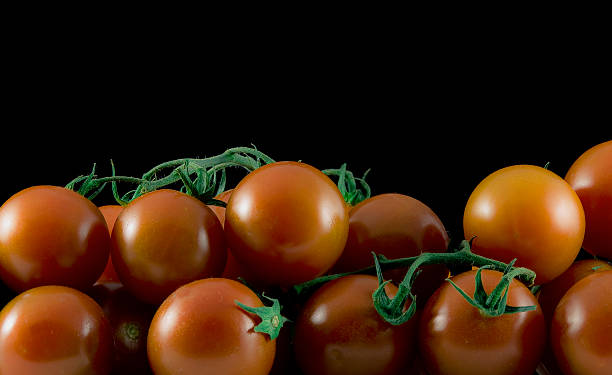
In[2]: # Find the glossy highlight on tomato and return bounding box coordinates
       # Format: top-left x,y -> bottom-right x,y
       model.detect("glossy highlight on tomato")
224,161 -> 349,287
0,285 -> 112,375
419,269 -> 546,375
111,189 -> 227,305
330,193 -> 450,304
147,278 -> 275,375
551,270 -> 612,375
565,140 -> 612,259
0,186 -> 111,292
464,165 -> 585,284
294,274 -> 417,375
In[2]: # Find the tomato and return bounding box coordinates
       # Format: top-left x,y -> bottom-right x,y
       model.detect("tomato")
89,282 -> 155,375
565,140 -> 612,259
330,193 -> 450,305
96,205 -> 124,284
537,260 -> 612,375
0,186 -> 111,292
551,270 -> 612,375
463,165 -> 585,284
224,161 -> 349,287
147,278 -> 276,375
111,189 -> 227,305
293,274 -> 417,375
419,269 -> 546,375
0,285 -> 112,375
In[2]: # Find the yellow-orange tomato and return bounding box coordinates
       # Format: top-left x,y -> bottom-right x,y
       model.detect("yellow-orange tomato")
224,162 -> 349,287
565,140 -> 612,259
464,165 -> 585,284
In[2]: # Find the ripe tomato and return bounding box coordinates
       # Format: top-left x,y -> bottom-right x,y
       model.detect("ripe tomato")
96,205 -> 124,284
293,274 -> 417,375
419,269 -> 546,375
0,285 -> 112,375
464,165 -> 585,284
537,260 -> 612,375
147,278 -> 276,375
565,140 -> 612,259
551,270 -> 612,375
224,161 -> 349,287
330,193 -> 450,305
0,186 -> 111,292
89,282 -> 156,375
111,189 -> 227,305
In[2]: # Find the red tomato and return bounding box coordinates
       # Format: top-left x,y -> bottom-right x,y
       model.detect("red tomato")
464,165 -> 585,284
147,278 -> 276,375
96,205 -> 124,284
0,186 -> 111,292
89,282 -> 156,375
111,189 -> 227,305
537,259 -> 612,375
330,193 -> 450,305
224,161 -> 349,287
551,270 -> 612,375
293,274 -> 417,375
0,285 -> 112,375
565,140 -> 612,259
419,269 -> 546,375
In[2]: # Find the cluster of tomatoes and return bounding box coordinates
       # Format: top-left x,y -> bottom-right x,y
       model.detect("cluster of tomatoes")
0,141 -> 610,375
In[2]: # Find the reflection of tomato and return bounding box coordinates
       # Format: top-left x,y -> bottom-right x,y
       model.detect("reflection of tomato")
0,186 -> 111,292
89,282 -> 155,375
147,278 -> 275,375
419,269 -> 546,375
0,285 -> 112,374
330,193 -> 450,304
464,165 -> 585,284
565,140 -> 612,259
224,162 -> 349,287
551,270 -> 612,375
293,275 -> 416,375
96,205 -> 124,284
111,189 -> 227,305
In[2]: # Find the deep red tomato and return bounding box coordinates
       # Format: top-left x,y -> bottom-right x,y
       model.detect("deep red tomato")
96,205 -> 124,284
551,270 -> 612,375
89,282 -> 155,375
0,285 -> 112,375
293,274 -> 417,375
224,161 -> 349,287
419,269 -> 546,375
464,165 -> 585,284
111,189 -> 227,305
565,140 -> 612,259
330,193 -> 450,305
537,259 -> 612,375
0,186 -> 111,292
147,278 -> 276,375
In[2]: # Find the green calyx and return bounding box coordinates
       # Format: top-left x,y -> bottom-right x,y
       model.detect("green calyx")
235,294 -> 290,340
323,163 -> 371,206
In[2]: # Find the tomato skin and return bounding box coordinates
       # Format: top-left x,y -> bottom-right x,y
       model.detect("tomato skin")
551,270 -> 612,375
0,285 -> 112,375
419,269 -> 546,375
293,274 -> 417,375
464,165 -> 585,284
96,205 -> 124,284
565,140 -> 612,259
224,161 -> 349,287
89,282 -> 155,375
0,186 -> 111,292
147,278 -> 276,375
330,193 -> 450,304
111,189 -> 227,305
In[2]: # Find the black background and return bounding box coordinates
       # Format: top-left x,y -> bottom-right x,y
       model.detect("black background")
1,25 -> 609,248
